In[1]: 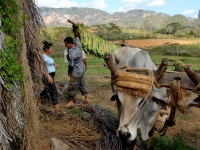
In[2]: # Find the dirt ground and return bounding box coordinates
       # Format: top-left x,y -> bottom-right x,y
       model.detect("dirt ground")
37,76 -> 200,150
114,39 -> 200,49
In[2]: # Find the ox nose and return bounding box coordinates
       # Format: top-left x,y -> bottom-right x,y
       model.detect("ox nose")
118,127 -> 131,139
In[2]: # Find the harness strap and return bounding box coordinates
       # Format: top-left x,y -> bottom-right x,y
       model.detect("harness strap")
120,70 -> 154,129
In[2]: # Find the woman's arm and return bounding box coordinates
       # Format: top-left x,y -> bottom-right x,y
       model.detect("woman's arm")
40,63 -> 53,84
54,63 -> 58,70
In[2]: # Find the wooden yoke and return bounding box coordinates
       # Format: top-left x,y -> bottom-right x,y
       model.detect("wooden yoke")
155,78 -> 181,131
154,58 -> 168,80
184,65 -> 200,85
184,65 -> 200,93
167,77 -> 180,127
156,64 -> 200,130
156,75 -> 190,133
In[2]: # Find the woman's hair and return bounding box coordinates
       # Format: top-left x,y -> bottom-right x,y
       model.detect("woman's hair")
42,41 -> 53,51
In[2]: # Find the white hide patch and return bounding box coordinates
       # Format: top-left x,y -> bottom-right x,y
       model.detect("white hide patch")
117,91 -> 147,141
139,101 -> 161,140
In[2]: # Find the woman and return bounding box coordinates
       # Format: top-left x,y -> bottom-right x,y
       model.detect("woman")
37,41 -> 59,111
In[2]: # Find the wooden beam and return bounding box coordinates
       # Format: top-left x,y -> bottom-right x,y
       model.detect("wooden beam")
157,71 -> 197,90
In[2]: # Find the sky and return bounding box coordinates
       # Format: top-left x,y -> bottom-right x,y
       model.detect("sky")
36,0 -> 200,18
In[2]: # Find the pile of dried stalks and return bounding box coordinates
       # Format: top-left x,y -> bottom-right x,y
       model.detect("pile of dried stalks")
40,102 -> 135,150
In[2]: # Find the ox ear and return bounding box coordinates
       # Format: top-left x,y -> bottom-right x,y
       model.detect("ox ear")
151,87 -> 168,107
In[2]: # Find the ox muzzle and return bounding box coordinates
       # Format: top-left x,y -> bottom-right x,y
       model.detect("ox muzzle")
118,126 -> 131,139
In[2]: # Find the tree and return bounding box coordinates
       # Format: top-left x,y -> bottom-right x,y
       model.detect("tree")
166,22 -> 183,34
108,23 -> 122,33
0,0 -> 44,150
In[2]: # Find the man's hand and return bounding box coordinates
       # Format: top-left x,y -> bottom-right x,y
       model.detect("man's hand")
73,25 -> 78,31
72,24 -> 79,37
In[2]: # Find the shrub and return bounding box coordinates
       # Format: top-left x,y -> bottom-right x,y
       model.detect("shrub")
142,134 -> 196,150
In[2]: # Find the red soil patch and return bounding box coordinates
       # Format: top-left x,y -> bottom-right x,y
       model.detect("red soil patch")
114,39 -> 200,49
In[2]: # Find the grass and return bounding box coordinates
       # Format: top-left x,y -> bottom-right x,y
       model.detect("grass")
139,129 -> 196,150
150,55 -> 200,71
147,43 -> 200,57
177,114 -> 191,121
151,134 -> 196,150
85,55 -> 110,76
53,58 -> 68,81
67,108 -> 84,117
54,54 -> 110,81
54,54 -> 200,81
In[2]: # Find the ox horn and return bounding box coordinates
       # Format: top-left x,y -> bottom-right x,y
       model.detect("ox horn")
104,53 -> 119,74
154,58 -> 168,80
184,65 -> 200,85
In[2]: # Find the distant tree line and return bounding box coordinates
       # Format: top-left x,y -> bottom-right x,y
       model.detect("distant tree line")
155,22 -> 200,38
39,22 -> 200,46
90,23 -> 154,41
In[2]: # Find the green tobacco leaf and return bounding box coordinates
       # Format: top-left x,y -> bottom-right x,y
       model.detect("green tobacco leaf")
72,23 -> 120,58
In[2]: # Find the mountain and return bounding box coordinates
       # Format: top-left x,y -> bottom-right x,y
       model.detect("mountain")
40,7 -> 110,26
39,7 -> 200,30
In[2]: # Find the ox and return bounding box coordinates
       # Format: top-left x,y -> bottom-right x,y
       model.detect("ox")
105,46 -> 169,150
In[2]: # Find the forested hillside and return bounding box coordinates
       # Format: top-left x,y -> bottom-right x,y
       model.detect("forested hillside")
39,7 -> 200,31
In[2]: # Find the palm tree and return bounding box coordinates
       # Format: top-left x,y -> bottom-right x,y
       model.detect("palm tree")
0,0 -> 44,149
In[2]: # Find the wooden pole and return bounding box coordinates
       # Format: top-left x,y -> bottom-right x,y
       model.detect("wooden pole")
67,19 -> 78,27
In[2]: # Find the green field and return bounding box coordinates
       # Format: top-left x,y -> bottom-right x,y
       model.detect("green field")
54,54 -> 110,81
54,53 -> 200,81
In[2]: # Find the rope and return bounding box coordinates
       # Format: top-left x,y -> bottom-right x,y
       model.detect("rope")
120,70 -> 154,128
114,69 -> 160,98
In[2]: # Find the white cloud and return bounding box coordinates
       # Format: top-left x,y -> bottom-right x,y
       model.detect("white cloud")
121,0 -> 143,3
121,0 -> 151,3
36,0 -> 58,7
36,0 -> 78,8
117,7 -> 124,12
36,0 -> 107,10
193,15 -> 198,18
116,3 -> 138,12
147,0 -> 167,6
118,0 -> 147,12
83,0 -> 107,10
183,9 -> 195,14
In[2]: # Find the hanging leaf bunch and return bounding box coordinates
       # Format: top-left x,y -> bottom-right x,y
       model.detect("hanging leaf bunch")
69,21 -> 120,58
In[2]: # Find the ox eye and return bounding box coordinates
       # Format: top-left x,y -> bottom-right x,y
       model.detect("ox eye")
138,99 -> 144,106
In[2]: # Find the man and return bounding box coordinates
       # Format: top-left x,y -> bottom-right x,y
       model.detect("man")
64,48 -> 87,70
64,25 -> 89,108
